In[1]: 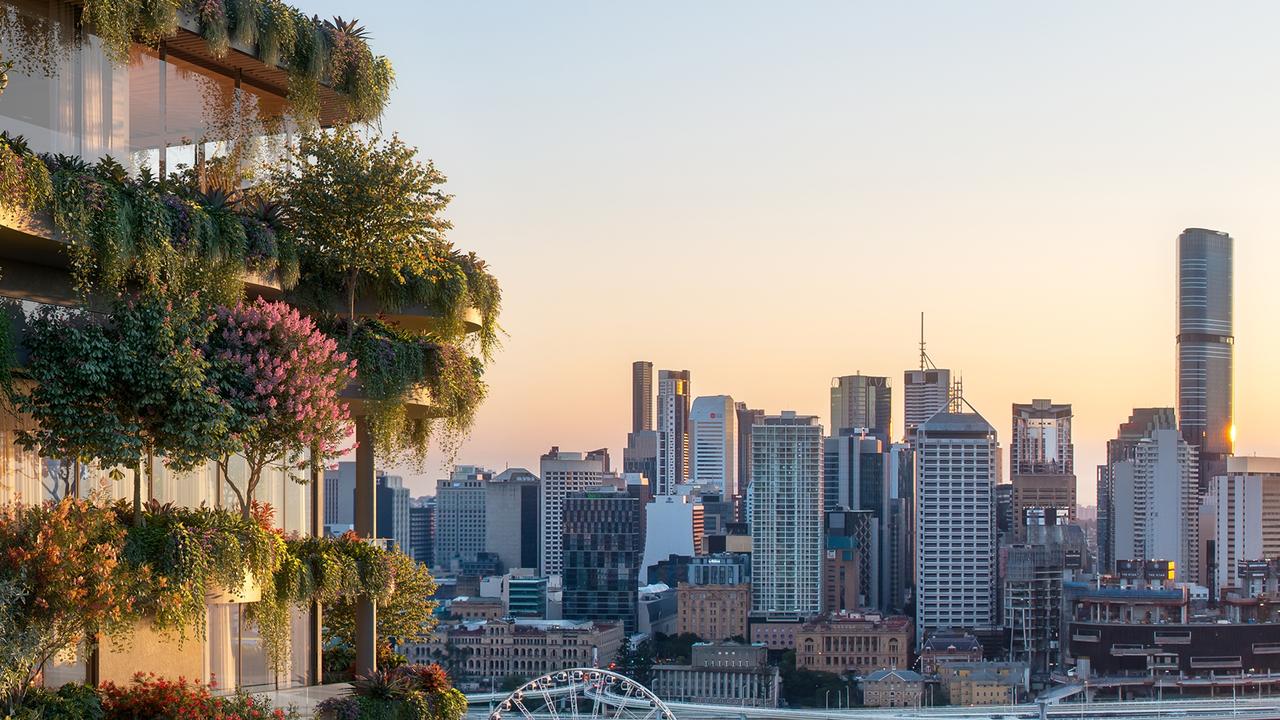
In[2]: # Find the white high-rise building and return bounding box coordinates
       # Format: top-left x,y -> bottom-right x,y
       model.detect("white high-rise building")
903,369 -> 951,442
915,406 -> 997,641
538,447 -> 609,577
750,411 -> 823,618
1211,456 -> 1280,591
690,395 -> 737,498
657,370 -> 692,495
1112,428 -> 1199,582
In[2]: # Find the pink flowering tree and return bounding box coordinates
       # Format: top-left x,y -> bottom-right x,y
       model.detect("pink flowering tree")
207,298 -> 356,518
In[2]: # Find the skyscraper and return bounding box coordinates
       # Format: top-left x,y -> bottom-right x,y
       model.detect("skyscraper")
1111,427 -> 1199,583
1097,408 -> 1177,574
539,447 -> 610,577
563,486 -> 645,634
690,395 -> 737,498
408,499 -> 434,567
375,474 -> 411,554
657,369 -> 692,494
830,374 -> 892,441
1210,456 -> 1280,592
434,465 -> 494,571
1010,399 -> 1076,537
1177,228 -> 1234,492
822,430 -> 899,611
736,403 -> 764,522
903,369 -> 952,442
624,430 -> 661,488
750,411 -> 823,618
633,360 -> 654,433
487,468 -> 541,572
915,405 -> 997,641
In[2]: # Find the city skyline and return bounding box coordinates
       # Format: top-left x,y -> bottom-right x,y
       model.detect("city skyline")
332,2 -> 1280,503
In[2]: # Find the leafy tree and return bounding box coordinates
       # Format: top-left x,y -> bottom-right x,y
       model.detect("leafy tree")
270,127 -> 452,336
325,550 -> 439,662
14,298 -> 233,524
0,499 -> 133,712
206,298 -> 355,517
427,641 -> 474,681
612,637 -> 654,685
778,650 -> 847,708
652,631 -> 702,664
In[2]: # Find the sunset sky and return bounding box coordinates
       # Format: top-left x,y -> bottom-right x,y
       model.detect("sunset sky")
315,2 -> 1280,501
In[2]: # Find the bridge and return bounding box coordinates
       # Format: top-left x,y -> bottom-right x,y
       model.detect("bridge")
465,669 -> 1280,720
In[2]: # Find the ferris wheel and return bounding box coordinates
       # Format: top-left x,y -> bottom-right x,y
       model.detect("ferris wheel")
488,668 -> 676,720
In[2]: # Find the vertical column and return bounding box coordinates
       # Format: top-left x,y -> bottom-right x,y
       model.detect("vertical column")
354,417 -> 377,677
309,445 -> 324,684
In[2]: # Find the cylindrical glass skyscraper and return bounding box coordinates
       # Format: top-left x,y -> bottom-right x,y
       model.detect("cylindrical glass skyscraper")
1177,227 -> 1234,491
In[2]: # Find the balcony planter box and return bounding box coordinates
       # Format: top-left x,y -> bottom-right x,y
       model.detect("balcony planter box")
206,576 -> 262,604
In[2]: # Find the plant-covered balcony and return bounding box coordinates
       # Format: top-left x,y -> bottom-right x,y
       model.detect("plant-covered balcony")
0,0 -> 502,707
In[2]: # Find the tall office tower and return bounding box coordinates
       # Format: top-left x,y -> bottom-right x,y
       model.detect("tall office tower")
830,374 -> 892,441
408,498 -> 435,566
903,369 -> 952,442
821,430 -> 893,609
1211,456 -> 1280,591
750,411 -> 823,618
736,404 -> 765,521
624,430 -> 661,487
1010,400 -> 1077,541
657,369 -> 692,494
323,461 -> 358,530
1111,427 -> 1199,582
433,465 -> 494,571
562,486 -> 644,634
1097,408 -> 1178,573
539,447 -> 609,577
633,360 -> 654,433
375,474 -> 411,554
487,468 -> 541,571
1011,399 -> 1073,475
915,405 -> 997,642
822,510 -> 874,613
1177,228 -> 1234,492
887,443 -> 916,612
690,395 -> 738,498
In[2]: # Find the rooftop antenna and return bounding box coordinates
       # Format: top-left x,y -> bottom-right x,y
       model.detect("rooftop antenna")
950,374 -> 964,413
919,312 -> 937,371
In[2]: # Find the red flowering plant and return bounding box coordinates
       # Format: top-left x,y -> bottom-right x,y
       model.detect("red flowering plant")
0,499 -> 135,713
99,673 -> 299,720
205,298 -> 356,520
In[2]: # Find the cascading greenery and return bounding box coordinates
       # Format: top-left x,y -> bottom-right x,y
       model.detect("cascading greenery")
11,0 -> 394,126
0,136 -> 299,303
114,499 -> 281,642
0,134 -> 50,217
321,316 -> 487,465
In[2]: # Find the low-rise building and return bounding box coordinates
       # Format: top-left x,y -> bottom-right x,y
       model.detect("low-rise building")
1065,571 -> 1280,678
794,613 -> 912,677
749,618 -> 803,650
444,618 -> 624,682
862,668 -> 924,708
640,583 -> 678,637
919,630 -> 984,674
650,643 -> 779,708
677,583 -> 750,641
937,662 -> 1029,706
449,596 -> 505,620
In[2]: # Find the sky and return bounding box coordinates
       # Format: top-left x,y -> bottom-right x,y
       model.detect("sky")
306,2 -> 1280,502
